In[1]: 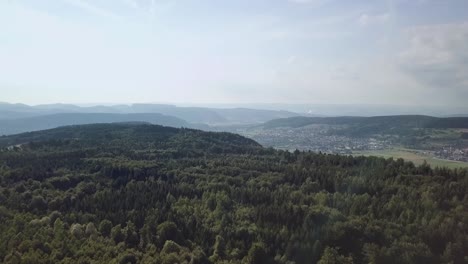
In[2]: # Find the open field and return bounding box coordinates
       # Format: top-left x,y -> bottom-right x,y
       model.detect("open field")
353,148 -> 468,169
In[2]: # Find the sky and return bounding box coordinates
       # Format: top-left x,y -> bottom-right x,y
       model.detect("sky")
0,0 -> 467,107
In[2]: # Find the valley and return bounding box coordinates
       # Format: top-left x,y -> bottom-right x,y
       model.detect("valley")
2,103 -> 468,169
353,148 -> 468,169
226,117 -> 468,168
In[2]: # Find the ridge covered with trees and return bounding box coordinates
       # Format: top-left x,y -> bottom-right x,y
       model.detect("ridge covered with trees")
262,115 -> 468,135
0,123 -> 467,263
0,113 -> 200,136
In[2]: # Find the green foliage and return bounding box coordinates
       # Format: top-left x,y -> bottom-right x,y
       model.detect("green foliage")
462,132 -> 468,139
70,223 -> 83,239
85,222 -> 98,237
99,219 -> 113,237
246,243 -> 268,264
264,115 -> 468,131
210,235 -> 226,262
0,123 -> 467,263
111,224 -> 126,244
157,221 -> 182,246
318,247 -> 353,264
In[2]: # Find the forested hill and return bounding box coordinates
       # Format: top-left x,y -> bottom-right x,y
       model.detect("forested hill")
0,124 -> 467,263
0,123 -> 261,154
263,115 -> 468,136
0,113 -> 201,136
264,115 -> 468,129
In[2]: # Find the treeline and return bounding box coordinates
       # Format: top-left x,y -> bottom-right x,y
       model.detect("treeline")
262,115 -> 468,137
0,124 -> 467,263
264,115 -> 468,130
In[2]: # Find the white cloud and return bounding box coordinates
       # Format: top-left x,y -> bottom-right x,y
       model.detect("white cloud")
121,0 -> 139,9
398,22 -> 468,94
358,13 -> 390,26
399,23 -> 468,66
62,0 -> 121,19
287,56 -> 297,65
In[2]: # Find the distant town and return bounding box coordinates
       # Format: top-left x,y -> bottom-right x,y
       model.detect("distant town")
243,126 -> 391,154
232,125 -> 468,163
434,146 -> 468,162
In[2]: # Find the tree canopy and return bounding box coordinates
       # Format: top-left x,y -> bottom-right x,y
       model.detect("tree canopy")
0,123 -> 467,263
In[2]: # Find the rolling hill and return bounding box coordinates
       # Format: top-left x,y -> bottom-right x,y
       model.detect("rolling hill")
262,115 -> 468,136
0,123 -> 261,152
0,113 -> 193,136
0,102 -> 299,125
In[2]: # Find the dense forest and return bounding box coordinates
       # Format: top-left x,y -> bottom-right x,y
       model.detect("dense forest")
0,123 -> 467,263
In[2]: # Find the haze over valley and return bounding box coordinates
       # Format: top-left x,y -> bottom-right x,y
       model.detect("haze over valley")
1,0 -> 468,263
2,102 -> 468,168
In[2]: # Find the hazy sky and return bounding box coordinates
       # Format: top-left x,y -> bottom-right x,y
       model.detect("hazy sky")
1,0 -> 467,106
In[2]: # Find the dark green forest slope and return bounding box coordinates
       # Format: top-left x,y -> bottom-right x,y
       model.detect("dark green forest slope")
0,113 -> 199,136
0,124 -> 467,263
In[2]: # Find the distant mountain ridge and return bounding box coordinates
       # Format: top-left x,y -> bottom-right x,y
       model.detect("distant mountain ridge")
0,113 -> 194,136
0,102 -> 299,124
